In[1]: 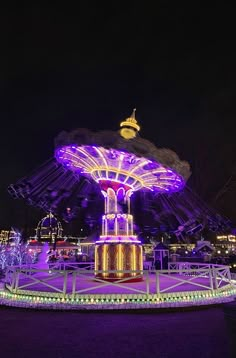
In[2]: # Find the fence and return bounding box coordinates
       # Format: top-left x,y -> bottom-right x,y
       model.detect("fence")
4,262 -> 233,298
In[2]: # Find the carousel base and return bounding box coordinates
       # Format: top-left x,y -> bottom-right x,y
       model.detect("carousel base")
0,286 -> 235,311
95,242 -> 143,283
2,262 -> 235,311
1,275 -> 236,311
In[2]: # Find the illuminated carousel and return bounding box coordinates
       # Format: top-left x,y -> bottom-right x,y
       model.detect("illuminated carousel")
2,111 -> 235,311
55,110 -> 188,280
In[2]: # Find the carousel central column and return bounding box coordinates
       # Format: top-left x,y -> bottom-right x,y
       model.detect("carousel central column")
95,180 -> 143,281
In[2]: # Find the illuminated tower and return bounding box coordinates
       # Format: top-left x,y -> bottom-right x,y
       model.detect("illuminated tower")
55,110 -> 188,280
119,108 -> 140,139
95,170 -> 143,280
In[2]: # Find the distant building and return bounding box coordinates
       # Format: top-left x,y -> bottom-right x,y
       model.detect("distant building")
0,229 -> 21,244
35,211 -> 63,243
214,234 -> 236,255
27,212 -> 94,260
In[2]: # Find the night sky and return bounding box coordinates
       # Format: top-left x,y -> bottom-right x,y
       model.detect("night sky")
1,4 -> 236,230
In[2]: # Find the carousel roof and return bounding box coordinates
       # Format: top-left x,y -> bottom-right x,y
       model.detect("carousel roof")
54,112 -> 191,193
54,129 -> 191,184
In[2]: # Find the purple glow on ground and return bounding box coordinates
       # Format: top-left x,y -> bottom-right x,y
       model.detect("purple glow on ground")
0,306 -> 232,357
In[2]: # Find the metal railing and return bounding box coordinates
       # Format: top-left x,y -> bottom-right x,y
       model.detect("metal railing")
4,262 -> 233,298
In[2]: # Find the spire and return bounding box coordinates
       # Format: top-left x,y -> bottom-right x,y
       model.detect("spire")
119,109 -> 141,139
131,108 -> 136,119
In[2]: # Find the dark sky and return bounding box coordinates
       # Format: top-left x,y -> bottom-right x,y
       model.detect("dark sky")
1,3 -> 236,229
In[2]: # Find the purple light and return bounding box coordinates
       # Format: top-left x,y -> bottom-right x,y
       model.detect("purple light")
55,145 -> 185,193
96,236 -> 141,244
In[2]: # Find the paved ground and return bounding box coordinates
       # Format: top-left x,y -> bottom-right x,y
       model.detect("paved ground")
0,304 -> 235,358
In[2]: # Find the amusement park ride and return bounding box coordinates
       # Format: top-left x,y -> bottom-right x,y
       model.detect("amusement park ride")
8,111 -> 231,280
54,110 -> 188,280
3,110 -> 235,313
